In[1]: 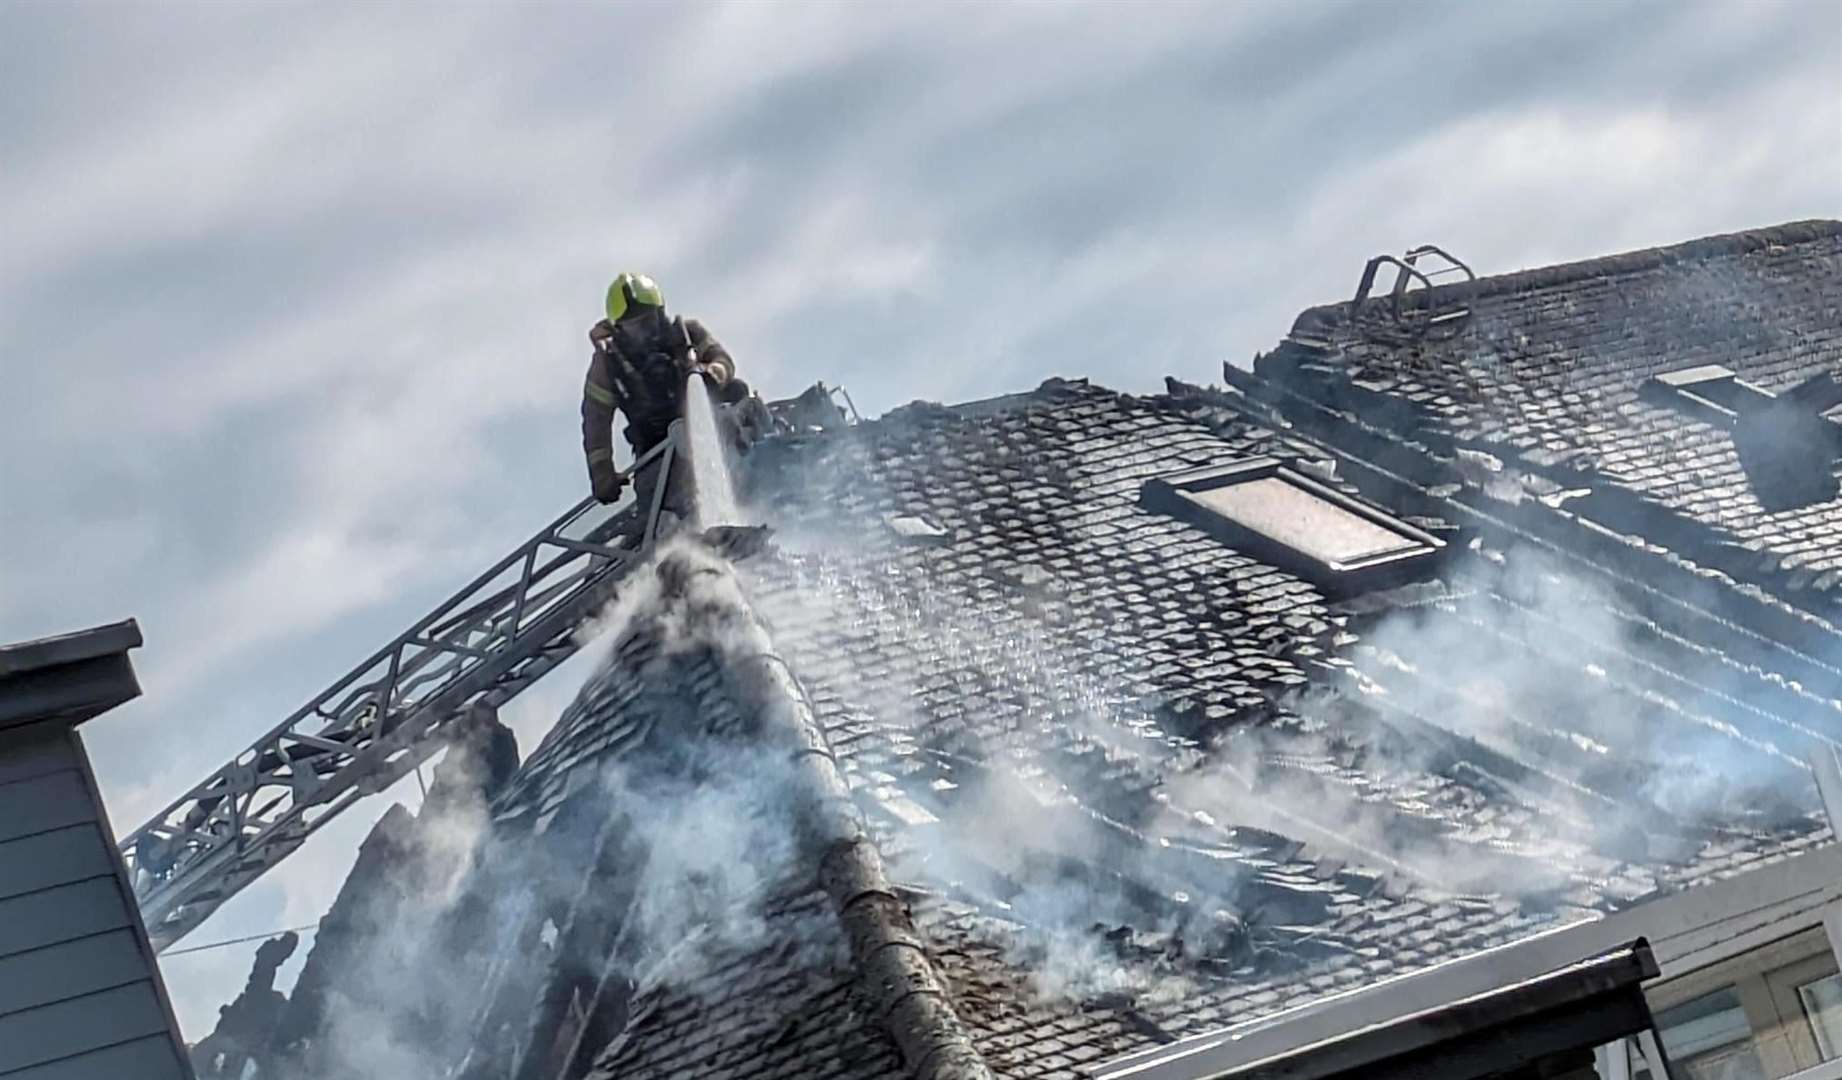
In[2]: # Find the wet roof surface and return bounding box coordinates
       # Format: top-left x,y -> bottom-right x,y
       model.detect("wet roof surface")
493,373 -> 1835,1078
1264,220 -> 1842,609
234,222 -> 1842,1080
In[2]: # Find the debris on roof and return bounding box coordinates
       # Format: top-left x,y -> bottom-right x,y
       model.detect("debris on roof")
1249,218 -> 1842,610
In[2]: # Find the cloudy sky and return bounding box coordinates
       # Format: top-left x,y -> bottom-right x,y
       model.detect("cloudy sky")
2,0 -> 1837,1038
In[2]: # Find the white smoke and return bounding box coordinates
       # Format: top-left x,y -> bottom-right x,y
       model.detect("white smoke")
589,741 -> 845,990
745,538 -> 1241,1005
547,536 -> 848,991
742,475 -> 1830,1009
263,749 -> 505,1080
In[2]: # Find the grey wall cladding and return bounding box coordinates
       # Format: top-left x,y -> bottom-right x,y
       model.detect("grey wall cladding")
0,724 -> 187,1080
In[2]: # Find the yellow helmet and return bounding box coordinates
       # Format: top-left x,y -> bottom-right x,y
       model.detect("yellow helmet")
606,272 -> 665,323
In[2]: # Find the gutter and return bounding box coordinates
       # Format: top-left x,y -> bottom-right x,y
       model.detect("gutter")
1093,939 -> 1661,1080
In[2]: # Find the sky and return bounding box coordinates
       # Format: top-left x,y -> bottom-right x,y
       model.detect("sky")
1,0 -> 1838,1040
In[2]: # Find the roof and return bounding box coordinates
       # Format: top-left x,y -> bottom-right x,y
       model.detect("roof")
0,618 -> 143,730
0,620 -> 143,678
196,224 -> 1842,1080
1099,837 -> 1842,1079
1253,219 -> 1842,616
289,374 -> 1815,1079
712,379 -> 1831,1071
200,373 -> 1842,1080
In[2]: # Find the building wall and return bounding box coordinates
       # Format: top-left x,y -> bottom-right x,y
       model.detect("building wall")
0,722 -> 191,1080
1600,926 -> 1842,1080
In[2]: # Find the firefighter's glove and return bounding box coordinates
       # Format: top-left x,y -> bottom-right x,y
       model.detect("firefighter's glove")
591,467 -> 627,505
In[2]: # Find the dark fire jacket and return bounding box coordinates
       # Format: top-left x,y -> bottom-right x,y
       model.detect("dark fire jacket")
580,316 -> 744,487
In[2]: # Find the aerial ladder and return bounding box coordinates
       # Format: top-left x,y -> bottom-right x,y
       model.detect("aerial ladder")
120,436 -> 688,951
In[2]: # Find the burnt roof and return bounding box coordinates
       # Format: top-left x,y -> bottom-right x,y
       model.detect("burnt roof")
423,376 -> 1828,1079
224,224 -> 1842,1080
1255,219 -> 1842,613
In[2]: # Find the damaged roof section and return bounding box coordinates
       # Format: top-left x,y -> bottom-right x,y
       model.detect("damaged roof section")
1245,219 -> 1842,614
718,377 -> 1834,1075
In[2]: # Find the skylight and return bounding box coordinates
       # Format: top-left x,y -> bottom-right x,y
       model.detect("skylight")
1642,364 -> 1775,425
1141,458 -> 1442,593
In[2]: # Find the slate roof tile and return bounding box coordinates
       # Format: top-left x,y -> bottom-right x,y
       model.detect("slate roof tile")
1265,220 -> 1842,615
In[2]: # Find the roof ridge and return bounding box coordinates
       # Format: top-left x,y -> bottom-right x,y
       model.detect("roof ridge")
709,553 -> 996,1080
1292,218 -> 1842,334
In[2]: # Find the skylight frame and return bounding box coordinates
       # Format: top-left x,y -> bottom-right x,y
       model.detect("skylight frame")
1641,364 -> 1777,427
1141,457 -> 1443,594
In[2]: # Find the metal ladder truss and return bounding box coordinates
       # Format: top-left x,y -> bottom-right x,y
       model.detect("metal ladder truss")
122,435 -> 681,951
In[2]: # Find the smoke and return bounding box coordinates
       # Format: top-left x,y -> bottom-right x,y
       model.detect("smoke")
1313,539 -> 1822,888
592,739 -> 846,988
555,535 -> 849,986
307,986 -> 451,1080
213,374 -> 1837,1063
738,440 -> 1830,1010
728,426 -> 1339,1003
248,734 -> 508,1080
743,535 -> 1271,1006
212,533 -> 851,1080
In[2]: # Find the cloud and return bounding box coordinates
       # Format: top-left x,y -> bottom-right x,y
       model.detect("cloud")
1,0 -> 1835,1035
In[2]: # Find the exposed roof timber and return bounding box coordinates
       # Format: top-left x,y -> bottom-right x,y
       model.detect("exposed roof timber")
1215,363 -> 1842,692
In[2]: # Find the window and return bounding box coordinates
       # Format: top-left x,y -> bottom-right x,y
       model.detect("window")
1643,364 -> 1777,426
1796,973 -> 1842,1058
1762,951 -> 1842,1069
1141,458 -> 1442,594
1654,988 -> 1767,1080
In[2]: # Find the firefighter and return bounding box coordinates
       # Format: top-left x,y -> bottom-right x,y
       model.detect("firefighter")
580,272 -> 751,505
